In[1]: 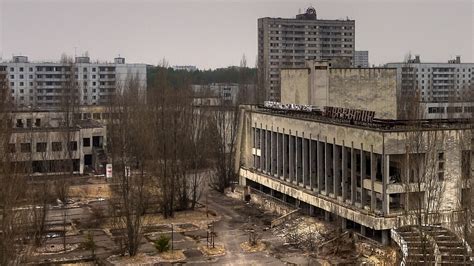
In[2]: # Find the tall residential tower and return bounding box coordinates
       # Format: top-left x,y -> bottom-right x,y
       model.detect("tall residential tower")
258,7 -> 355,101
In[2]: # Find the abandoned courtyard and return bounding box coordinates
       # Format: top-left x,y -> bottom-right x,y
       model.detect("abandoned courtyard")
19,175 -> 398,265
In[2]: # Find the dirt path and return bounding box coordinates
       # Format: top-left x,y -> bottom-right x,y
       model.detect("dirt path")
204,191 -> 285,265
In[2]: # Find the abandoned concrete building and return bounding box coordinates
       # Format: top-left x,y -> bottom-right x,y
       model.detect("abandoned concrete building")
7,110 -> 107,175
235,60 -> 473,252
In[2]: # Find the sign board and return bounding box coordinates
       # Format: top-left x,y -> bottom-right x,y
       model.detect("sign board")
264,101 -> 317,112
125,166 -> 131,178
323,106 -> 375,123
106,164 -> 113,178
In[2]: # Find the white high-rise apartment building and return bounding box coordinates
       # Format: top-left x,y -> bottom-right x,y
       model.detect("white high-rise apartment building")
386,56 -> 474,119
0,56 -> 147,108
258,7 -> 355,102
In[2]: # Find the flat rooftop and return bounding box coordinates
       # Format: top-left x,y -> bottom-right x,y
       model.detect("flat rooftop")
251,106 -> 472,132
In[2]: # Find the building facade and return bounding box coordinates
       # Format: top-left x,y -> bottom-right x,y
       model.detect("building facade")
258,7 -> 355,101
235,106 -> 472,245
386,56 -> 474,119
280,60 -> 398,119
1,56 -> 147,108
191,83 -> 257,106
8,110 -> 107,175
354,50 -> 369,67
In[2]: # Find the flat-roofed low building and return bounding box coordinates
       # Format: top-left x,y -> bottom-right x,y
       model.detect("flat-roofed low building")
6,110 -> 107,175
235,105 -> 472,245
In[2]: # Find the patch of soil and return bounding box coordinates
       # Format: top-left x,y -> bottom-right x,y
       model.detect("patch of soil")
34,243 -> 79,255
198,244 -> 226,256
240,241 -> 266,252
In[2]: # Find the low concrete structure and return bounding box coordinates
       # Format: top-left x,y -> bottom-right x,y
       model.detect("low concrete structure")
7,110 -> 107,175
281,61 -> 398,119
235,105 -> 472,244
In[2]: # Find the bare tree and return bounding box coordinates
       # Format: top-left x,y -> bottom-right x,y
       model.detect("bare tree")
108,73 -> 149,256
0,68 -> 30,264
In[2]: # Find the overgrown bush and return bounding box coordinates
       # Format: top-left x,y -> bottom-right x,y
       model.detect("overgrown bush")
154,235 -> 170,253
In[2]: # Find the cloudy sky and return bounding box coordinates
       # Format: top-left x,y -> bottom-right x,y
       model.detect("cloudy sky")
0,0 -> 472,69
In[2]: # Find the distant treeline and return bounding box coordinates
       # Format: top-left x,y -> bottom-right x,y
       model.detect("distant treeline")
147,66 -> 257,89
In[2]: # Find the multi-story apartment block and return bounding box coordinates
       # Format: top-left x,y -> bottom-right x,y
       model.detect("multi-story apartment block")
258,7 -> 355,101
1,55 -> 146,108
354,50 -> 369,67
386,56 -> 474,119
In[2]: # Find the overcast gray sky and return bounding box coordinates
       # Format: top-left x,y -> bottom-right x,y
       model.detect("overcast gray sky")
0,0 -> 473,69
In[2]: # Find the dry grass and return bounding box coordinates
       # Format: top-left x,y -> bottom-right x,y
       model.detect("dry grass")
240,241 -> 266,252
159,250 -> 185,261
69,183 -> 111,199
198,244 -> 226,256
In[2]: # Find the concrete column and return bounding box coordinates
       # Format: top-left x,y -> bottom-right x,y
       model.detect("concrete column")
342,141 -> 347,202
360,144 -> 366,208
317,136 -> 324,194
360,225 -> 366,236
289,132 -> 294,183
324,137 -> 329,196
253,126 -> 256,168
302,132 -> 306,187
295,132 -> 300,185
333,139 -> 341,199
272,130 -> 277,176
324,211 -> 330,221
381,230 -> 390,245
308,134 -> 312,189
301,133 -> 310,187
309,205 -> 315,216
311,138 -> 317,191
341,218 -> 347,230
370,147 -> 376,212
282,129 -> 286,180
266,126 -> 270,173
276,128 -> 279,177
351,142 -> 356,205
259,125 -> 264,171
383,155 -> 390,215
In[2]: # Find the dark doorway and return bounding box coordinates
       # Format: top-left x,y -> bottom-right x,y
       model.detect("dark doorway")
84,155 -> 92,166
92,136 -> 102,148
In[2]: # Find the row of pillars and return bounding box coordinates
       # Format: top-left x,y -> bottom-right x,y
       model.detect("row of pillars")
252,125 -> 390,215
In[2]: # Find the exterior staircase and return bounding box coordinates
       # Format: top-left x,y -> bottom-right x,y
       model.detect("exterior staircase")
392,225 -> 473,265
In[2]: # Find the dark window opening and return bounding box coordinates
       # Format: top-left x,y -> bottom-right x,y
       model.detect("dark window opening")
36,142 -> 47,152
52,142 -> 62,152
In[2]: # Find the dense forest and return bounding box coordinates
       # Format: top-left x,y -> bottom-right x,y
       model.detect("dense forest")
147,66 -> 257,89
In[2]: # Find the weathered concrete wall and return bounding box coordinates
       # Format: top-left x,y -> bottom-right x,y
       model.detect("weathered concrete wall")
279,62 -> 398,119
241,168 -> 398,230
281,69 -> 310,105
328,68 -> 398,119
309,61 -> 330,107
250,111 -> 385,154
237,108 -> 471,229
